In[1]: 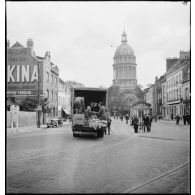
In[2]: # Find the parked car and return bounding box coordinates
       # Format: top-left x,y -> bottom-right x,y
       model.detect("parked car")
47,117 -> 60,128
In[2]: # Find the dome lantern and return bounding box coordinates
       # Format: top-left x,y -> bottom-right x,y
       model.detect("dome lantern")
121,31 -> 127,44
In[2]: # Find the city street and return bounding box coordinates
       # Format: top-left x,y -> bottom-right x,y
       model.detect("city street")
7,119 -> 190,193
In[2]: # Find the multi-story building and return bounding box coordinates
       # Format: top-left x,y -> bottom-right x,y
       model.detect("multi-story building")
162,51 -> 190,119
58,78 -> 71,118
58,80 -> 85,118
182,61 -> 190,115
153,76 -> 163,118
161,76 -> 167,119
7,39 -> 59,122
144,50 -> 190,120
144,85 -> 154,115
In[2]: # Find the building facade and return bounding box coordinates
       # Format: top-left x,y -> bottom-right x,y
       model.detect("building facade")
58,78 -> 71,118
112,31 -> 137,89
7,39 -> 59,122
144,85 -> 154,115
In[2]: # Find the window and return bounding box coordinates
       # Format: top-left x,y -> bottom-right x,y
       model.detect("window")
47,89 -> 49,99
52,91 -> 54,100
176,89 -> 178,99
173,77 -> 175,86
179,74 -> 181,82
176,76 -> 178,84
46,72 -> 49,82
52,75 -> 54,83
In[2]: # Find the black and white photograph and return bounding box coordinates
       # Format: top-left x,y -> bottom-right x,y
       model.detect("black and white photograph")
5,1 -> 191,194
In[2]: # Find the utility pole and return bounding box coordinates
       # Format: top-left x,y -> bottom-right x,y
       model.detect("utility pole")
37,61 -> 41,128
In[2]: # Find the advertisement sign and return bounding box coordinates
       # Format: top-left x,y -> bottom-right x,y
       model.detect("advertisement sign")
7,47 -> 43,96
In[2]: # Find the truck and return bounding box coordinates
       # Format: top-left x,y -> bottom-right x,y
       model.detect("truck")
71,87 -> 108,138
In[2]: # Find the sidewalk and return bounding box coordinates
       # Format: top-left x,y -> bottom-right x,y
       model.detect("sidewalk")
6,121 -> 71,136
155,119 -> 191,128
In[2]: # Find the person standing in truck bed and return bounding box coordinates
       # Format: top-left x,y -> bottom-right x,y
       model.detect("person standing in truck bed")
94,102 -> 107,120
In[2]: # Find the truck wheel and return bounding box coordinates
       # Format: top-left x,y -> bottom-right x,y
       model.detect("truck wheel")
101,132 -> 104,138
73,133 -> 76,137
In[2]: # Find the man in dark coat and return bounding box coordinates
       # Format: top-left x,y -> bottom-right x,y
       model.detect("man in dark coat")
142,114 -> 149,133
132,115 -> 139,133
183,114 -> 187,125
148,114 -> 153,132
125,114 -> 129,124
186,112 -> 190,125
175,114 -> 180,125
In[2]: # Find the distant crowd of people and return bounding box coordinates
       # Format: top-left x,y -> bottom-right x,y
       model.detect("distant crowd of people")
115,113 -> 152,133
115,111 -> 190,134
175,112 -> 190,126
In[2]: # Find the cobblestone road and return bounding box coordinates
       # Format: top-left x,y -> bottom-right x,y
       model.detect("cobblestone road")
7,119 -> 190,193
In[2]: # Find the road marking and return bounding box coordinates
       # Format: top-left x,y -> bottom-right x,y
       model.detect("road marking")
121,161 -> 190,193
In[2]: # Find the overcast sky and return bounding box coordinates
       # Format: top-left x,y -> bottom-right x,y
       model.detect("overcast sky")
6,1 -> 190,88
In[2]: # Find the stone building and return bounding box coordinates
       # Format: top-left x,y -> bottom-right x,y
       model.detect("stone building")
162,51 -> 190,119
112,31 -> 137,89
7,38 -> 59,122
58,78 -> 71,118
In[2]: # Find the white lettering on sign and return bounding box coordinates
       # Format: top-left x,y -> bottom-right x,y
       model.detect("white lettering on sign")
7,65 -> 38,83
8,65 -> 16,82
16,65 -> 20,82
31,65 -> 38,82
22,65 -> 29,82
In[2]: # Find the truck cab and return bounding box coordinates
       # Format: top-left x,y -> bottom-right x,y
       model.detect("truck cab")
71,87 -> 108,138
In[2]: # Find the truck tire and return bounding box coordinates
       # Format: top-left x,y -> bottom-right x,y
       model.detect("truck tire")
73,132 -> 76,137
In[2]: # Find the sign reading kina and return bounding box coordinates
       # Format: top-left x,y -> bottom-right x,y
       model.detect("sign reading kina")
7,47 -> 43,96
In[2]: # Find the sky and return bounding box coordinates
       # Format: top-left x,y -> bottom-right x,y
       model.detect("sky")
6,1 -> 190,88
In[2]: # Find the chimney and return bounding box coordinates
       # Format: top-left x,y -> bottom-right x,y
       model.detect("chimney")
27,38 -> 33,48
45,51 -> 50,59
166,58 -> 178,71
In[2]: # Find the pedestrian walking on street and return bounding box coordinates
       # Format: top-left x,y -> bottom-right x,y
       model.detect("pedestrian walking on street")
125,114 -> 129,124
132,115 -> 139,133
148,114 -> 152,132
186,112 -> 190,125
183,114 -> 187,125
142,114 -> 149,133
175,113 -> 180,125
120,115 -> 123,121
105,109 -> 112,135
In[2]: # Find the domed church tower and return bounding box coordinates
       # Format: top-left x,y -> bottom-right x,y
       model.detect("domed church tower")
113,31 -> 137,89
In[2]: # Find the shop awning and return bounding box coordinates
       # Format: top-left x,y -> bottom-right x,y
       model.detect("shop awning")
62,108 -> 70,115
166,100 -> 181,105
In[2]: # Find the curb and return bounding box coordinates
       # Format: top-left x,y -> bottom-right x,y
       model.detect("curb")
7,123 -> 71,136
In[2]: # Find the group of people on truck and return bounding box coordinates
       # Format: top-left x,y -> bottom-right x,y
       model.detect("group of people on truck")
83,102 -> 111,135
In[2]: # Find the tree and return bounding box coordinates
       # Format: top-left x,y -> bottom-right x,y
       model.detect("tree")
19,96 -> 49,111
107,85 -> 144,115
132,85 -> 144,101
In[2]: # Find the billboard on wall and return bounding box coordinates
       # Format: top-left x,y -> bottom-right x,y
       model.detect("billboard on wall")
7,47 -> 43,96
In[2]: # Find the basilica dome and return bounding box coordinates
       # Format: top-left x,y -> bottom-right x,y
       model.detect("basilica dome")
114,43 -> 134,58
113,31 -> 136,64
